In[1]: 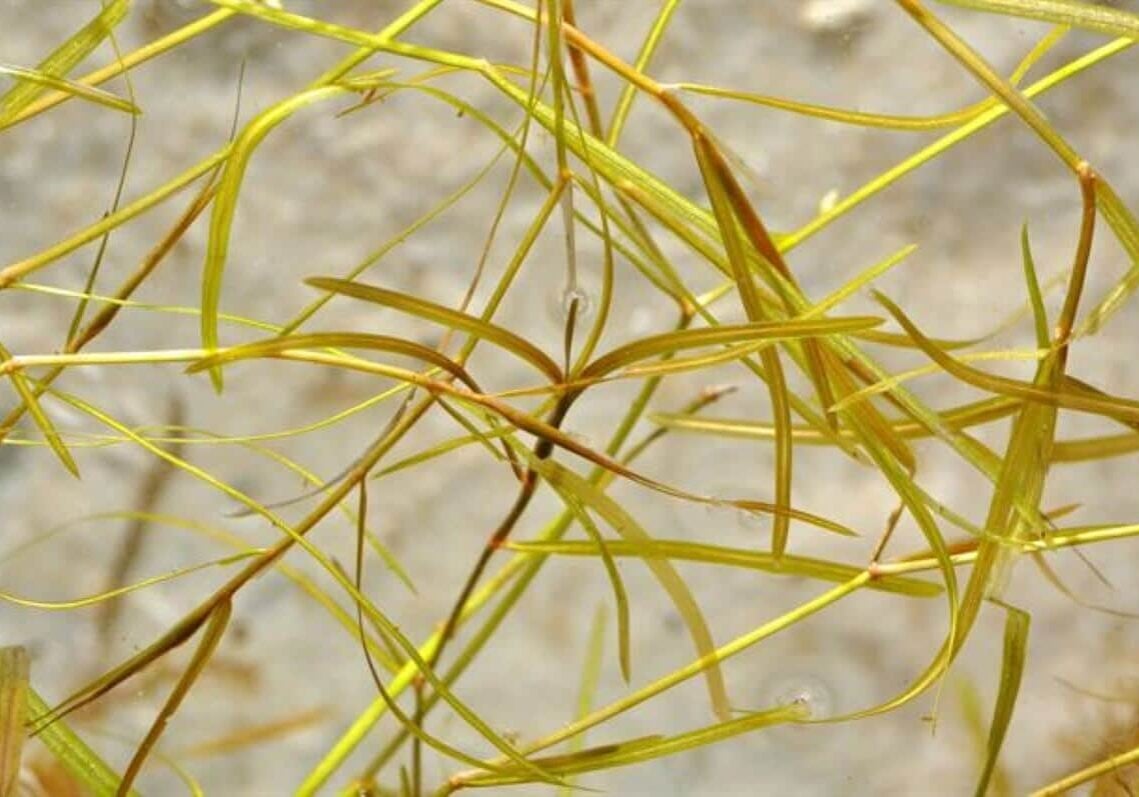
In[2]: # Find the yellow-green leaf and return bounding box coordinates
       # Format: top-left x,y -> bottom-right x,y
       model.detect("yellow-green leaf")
580,316 -> 882,382
936,0 -> 1139,39
506,539 -> 942,598
201,85 -> 354,390
875,292 -> 1139,423
0,343 -> 78,476
530,457 -> 731,721
0,63 -> 139,117
306,277 -> 564,383
26,683 -> 135,797
0,0 -> 128,126
188,332 -> 483,392
975,604 -> 1029,797
0,647 -> 29,797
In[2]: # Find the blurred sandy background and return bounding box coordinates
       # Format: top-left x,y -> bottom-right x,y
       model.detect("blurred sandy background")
3,1 -> 1139,794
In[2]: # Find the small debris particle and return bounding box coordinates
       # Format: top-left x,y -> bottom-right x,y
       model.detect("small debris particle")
800,0 -> 876,35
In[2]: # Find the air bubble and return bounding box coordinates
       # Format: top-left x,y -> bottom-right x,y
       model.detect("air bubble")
707,485 -> 766,533
560,285 -> 594,323
818,188 -> 840,214
800,0 -> 875,35
764,673 -> 834,720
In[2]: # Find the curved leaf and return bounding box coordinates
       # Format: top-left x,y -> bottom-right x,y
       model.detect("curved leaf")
875,292 -> 1139,423
306,277 -> 564,383
581,316 -> 882,382
201,84 -> 354,390
188,332 -> 483,392
0,0 -> 128,126
526,457 -> 731,721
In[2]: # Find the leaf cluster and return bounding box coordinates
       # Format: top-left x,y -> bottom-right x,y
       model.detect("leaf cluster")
2,1 -> 1139,795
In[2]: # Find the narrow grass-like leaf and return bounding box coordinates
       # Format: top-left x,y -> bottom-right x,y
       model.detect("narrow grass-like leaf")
0,342 -> 78,476
606,0 -> 681,145
673,21 -> 1064,134
782,36 -> 1131,253
374,428 -> 510,479
0,647 -> 29,797
814,361 -> 959,723
693,135 -> 794,559
0,0 -> 128,125
0,63 -> 139,116
680,83 -> 1004,132
545,481 -> 633,683
1020,224 -> 1050,350
0,552 -> 257,610
1052,431 -> 1139,462
953,165 -> 1094,658
1080,179 -> 1139,336
434,397 -> 524,480
580,316 -> 881,382
306,277 -> 564,383
829,347 -> 1048,413
567,338 -> 803,389
26,684 -> 133,797
119,599 -> 234,792
874,292 -> 1139,423
453,703 -> 805,788
529,457 -> 731,721
1063,375 -> 1139,435
0,10 -> 235,131
936,0 -> 1139,38
975,604 -> 1029,797
1029,551 -> 1138,619
507,539 -> 941,597
0,149 -> 231,289
959,678 -> 1004,797
556,604 -> 608,797
802,244 -> 918,319
444,385 -> 854,536
188,332 -> 483,392
652,395 -> 1020,444
200,84 -> 358,389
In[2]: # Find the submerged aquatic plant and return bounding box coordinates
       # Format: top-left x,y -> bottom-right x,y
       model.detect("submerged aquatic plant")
2,1 -> 1139,793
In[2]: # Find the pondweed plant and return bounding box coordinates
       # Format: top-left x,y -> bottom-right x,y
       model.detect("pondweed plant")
2,0 -> 1139,793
